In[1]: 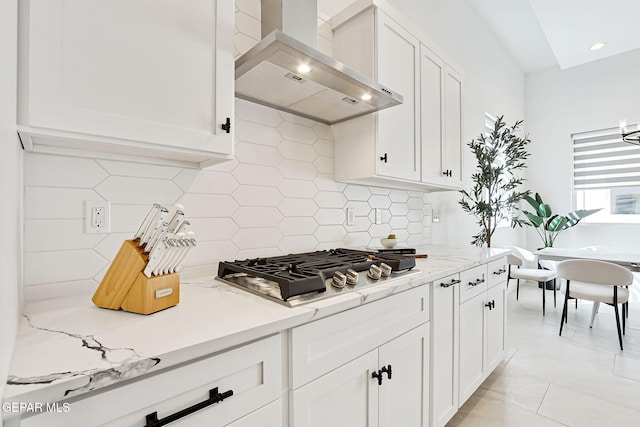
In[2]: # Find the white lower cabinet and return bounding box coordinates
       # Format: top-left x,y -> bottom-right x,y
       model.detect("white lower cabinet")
19,335 -> 282,427
290,286 -> 430,427
430,273 -> 460,427
459,260 -> 507,406
291,323 -> 429,427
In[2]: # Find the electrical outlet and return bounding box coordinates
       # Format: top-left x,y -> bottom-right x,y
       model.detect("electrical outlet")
432,209 -> 441,223
85,201 -> 110,234
375,208 -> 382,224
346,208 -> 355,226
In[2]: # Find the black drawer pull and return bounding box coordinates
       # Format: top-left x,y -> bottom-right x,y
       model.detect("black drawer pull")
380,364 -> 392,380
144,387 -> 233,427
440,278 -> 461,287
493,268 -> 506,275
468,278 -> 485,286
485,300 -> 495,310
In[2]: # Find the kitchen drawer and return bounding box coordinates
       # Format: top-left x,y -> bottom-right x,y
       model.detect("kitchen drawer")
459,265 -> 488,304
290,285 -> 429,388
487,257 -> 508,289
21,334 -> 281,427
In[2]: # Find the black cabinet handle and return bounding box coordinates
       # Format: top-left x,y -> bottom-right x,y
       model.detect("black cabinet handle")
468,278 -> 485,286
144,387 -> 233,427
484,300 -> 495,310
380,364 -> 392,380
440,278 -> 461,287
442,169 -> 452,177
380,153 -> 388,163
372,370 -> 383,386
493,268 -> 506,275
221,117 -> 231,134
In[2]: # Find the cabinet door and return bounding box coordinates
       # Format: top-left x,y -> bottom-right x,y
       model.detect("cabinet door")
485,281 -> 506,373
430,274 -> 459,427
21,0 -> 234,163
379,323 -> 429,427
225,399 -> 282,427
375,10 -> 420,181
291,350 -> 379,427
420,45 -> 445,186
443,67 -> 463,188
458,292 -> 485,405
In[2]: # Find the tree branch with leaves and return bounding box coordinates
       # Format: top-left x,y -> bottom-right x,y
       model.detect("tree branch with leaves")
459,116 -> 531,247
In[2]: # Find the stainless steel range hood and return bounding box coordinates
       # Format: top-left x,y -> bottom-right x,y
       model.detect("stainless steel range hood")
235,0 -> 403,125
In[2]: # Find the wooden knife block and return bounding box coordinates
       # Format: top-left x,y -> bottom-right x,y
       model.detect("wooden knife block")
92,240 -> 180,315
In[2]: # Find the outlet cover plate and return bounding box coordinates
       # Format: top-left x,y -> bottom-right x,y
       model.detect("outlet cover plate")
85,201 -> 110,234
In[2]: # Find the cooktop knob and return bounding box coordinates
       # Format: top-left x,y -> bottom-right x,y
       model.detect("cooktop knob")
380,262 -> 392,277
346,269 -> 359,285
368,264 -> 382,280
332,271 -> 347,288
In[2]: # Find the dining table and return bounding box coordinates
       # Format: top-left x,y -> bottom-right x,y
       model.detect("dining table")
535,247 -> 640,272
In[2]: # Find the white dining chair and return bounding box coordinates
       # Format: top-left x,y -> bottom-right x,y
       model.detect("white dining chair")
507,247 -> 558,315
557,259 -> 633,350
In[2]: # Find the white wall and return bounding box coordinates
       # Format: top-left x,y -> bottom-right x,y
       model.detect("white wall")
0,0 -> 21,416
383,0 -> 528,248
21,1 -> 432,301
525,49 -> 640,250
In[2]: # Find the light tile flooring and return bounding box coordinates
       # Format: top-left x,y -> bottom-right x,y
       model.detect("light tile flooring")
449,281 -> 640,426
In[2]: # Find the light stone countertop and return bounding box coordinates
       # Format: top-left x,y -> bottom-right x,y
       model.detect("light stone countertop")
2,244 -> 509,415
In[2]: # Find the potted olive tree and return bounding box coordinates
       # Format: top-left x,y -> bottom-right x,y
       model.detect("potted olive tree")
459,116 -> 531,247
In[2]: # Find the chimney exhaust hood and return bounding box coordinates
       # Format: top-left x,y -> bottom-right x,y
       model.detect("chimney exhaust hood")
235,0 -> 403,125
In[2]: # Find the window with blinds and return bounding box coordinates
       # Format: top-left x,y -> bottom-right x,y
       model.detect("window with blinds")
573,126 -> 640,223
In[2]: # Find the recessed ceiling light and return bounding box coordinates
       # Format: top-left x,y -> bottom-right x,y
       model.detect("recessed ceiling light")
590,42 -> 606,51
297,64 -> 311,74
361,93 -> 372,101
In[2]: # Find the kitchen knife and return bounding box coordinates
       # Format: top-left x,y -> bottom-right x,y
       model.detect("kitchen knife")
145,222 -> 170,253
133,203 -> 160,240
152,239 -> 179,276
157,235 -> 184,275
172,219 -> 190,235
143,239 -> 169,278
171,232 -> 196,273
140,206 -> 168,247
167,210 -> 185,232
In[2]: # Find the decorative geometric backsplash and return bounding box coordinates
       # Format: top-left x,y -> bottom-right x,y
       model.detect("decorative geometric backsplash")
21,0 -> 432,301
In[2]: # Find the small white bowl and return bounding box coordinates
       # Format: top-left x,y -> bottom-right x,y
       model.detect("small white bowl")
380,238 -> 398,249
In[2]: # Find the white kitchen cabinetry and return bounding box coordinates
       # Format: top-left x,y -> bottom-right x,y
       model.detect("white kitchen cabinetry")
332,6 -> 421,187
458,260 -> 507,405
332,1 -> 463,191
429,273 -> 460,427
290,286 -> 430,427
17,0 -> 234,168
420,45 -> 463,189
19,335 -> 282,427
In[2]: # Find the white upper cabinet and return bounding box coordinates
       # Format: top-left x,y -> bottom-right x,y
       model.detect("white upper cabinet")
421,45 -> 463,189
331,0 -> 463,191
18,0 -> 234,168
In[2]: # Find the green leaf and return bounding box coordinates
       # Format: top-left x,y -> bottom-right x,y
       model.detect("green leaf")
523,211 -> 543,228
547,216 -> 568,232
564,208 -> 601,228
535,192 -> 543,204
523,195 -> 540,211
538,203 -> 552,218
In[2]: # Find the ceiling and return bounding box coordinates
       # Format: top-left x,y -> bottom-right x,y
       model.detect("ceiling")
467,0 -> 640,73
319,0 -> 640,74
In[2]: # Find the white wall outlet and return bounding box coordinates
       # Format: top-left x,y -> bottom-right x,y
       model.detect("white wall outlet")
432,209 -> 441,223
85,201 -> 110,234
375,208 -> 382,224
346,207 -> 355,226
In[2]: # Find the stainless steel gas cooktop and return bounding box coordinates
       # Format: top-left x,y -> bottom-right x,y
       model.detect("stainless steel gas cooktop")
216,248 -> 421,307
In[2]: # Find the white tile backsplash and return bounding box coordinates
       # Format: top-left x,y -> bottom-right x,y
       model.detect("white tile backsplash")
20,1 -> 432,300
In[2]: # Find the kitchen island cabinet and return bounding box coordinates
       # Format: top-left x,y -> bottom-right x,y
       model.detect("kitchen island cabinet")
17,0 -> 234,168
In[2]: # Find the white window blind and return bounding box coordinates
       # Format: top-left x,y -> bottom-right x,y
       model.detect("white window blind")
572,126 -> 640,189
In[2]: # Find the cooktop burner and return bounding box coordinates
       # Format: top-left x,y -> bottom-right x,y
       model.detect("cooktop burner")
216,248 -> 419,307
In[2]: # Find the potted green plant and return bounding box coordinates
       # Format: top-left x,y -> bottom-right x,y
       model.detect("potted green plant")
520,193 -> 600,247
459,116 -> 531,247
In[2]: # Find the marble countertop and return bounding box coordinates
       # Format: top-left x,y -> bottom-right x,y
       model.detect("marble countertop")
2,244 -> 508,414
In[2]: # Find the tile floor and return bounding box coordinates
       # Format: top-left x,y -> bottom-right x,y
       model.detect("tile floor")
449,280 -> 640,426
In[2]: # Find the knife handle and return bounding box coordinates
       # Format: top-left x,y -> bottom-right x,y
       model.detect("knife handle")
134,204 -> 160,240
